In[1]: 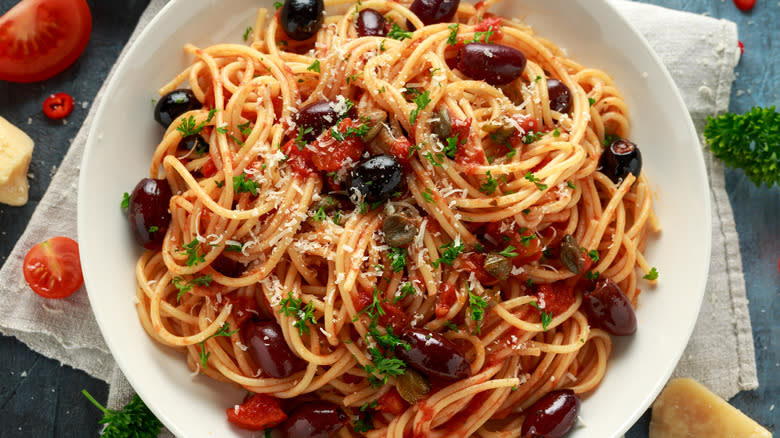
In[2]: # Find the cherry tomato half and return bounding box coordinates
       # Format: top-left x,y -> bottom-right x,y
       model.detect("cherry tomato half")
226,393 -> 287,431
42,92 -> 74,119
0,0 -> 92,83
23,236 -> 84,299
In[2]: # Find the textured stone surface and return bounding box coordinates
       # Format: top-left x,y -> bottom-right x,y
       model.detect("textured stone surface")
0,0 -> 775,436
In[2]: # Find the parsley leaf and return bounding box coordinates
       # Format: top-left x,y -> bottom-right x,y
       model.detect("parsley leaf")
307,59 -> 320,73
394,282 -> 415,303
181,239 -> 205,266
529,301 -> 552,331
362,346 -> 406,388
443,321 -> 459,332
431,239 -> 465,268
279,292 -> 318,336
389,247 -> 407,273
468,289 -> 489,334
423,151 -> 444,167
421,188 -> 434,203
199,323 -> 238,368
479,171 -> 498,195
121,192 -> 130,210
469,25 -> 495,44
524,172 -> 548,191
585,270 -> 600,281
176,108 -> 217,137
388,23 -> 413,40
443,134 -> 459,159
273,1 -> 282,10
587,249 -> 599,262
498,245 -> 518,258
173,275 -> 213,302
410,90 -> 431,125
588,97 -> 596,106
233,173 -> 260,195
643,267 -> 659,280
243,26 -> 253,41
82,390 -> 162,438
447,23 -> 459,45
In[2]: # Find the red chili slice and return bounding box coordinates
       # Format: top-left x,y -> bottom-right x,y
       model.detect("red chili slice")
733,0 -> 756,11
42,92 -> 75,119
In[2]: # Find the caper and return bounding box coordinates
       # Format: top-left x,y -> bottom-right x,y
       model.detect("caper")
484,253 -> 512,280
395,369 -> 431,405
560,234 -> 584,274
363,122 -> 385,143
382,213 -> 417,247
431,107 -> 452,139
481,118 -> 516,144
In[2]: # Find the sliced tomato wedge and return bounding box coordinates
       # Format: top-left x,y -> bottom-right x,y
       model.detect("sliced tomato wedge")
226,393 -> 287,431
0,0 -> 92,83
23,236 -> 84,299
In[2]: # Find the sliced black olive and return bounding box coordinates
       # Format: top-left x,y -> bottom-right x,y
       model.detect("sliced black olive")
280,0 -> 325,41
546,78 -> 572,113
382,212 -> 417,247
347,155 -> 404,204
395,369 -> 431,404
559,234 -> 584,275
483,253 -> 511,280
431,107 -> 452,139
599,138 -> 642,184
154,89 -> 201,128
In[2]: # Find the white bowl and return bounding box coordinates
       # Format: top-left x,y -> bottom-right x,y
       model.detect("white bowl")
78,1 -> 711,436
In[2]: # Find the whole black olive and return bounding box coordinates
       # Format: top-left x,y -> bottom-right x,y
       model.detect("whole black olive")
128,178 -> 172,249
244,319 -> 306,378
396,328 -> 471,381
457,43 -> 527,86
294,100 -> 351,142
280,0 -> 325,41
179,134 -> 208,153
599,138 -> 642,184
546,78 -> 572,113
281,401 -> 348,438
154,89 -> 201,128
521,389 -> 581,438
582,278 -> 637,336
409,0 -> 460,26
356,8 -> 387,37
347,154 -> 404,204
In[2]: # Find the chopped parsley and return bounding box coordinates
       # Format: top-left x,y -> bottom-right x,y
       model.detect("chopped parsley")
522,130 -> 543,144
176,108 -> 217,137
356,286 -> 386,320
388,247 -> 407,273
567,181 -> 577,189
243,26 -> 253,41
443,134 -> 459,159
273,1 -> 282,10
431,239 -> 465,268
147,225 -> 159,233
522,208 -> 531,215
393,282 -> 415,303
443,321 -> 459,332
421,188 -> 434,203
233,173 -> 260,195
587,249 -> 599,262
121,192 -> 130,210
409,90 -> 431,125
407,142 -> 422,159
468,289 -> 489,334
181,239 -> 205,266
199,323 -> 238,368
447,23 -> 459,45
588,97 -> 596,106
330,120 -> 370,141
423,151 -> 444,167
387,23 -> 413,40
553,127 -> 561,137
585,270 -> 600,281
368,323 -> 410,351
524,172 -> 548,191
237,122 -> 253,136
363,346 -> 406,388
279,292 -> 318,336
529,301 -> 552,331
643,267 -> 659,281
172,274 -> 213,302
519,233 -> 536,247
295,126 -> 313,150
469,25 -> 495,44
307,59 -> 320,73
225,243 -> 243,252
498,245 -> 518,258
479,171 -> 498,195
333,210 -> 343,225
312,206 -> 327,222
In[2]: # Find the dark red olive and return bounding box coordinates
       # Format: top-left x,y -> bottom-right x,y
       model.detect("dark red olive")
409,0 -> 460,25
521,389 -> 581,438
347,154 -> 404,204
281,401 -> 348,438
244,319 -> 306,378
280,0 -> 325,41
356,9 -> 387,37
546,79 -> 572,113
128,178 -> 172,249
396,328 -> 470,381
582,278 -> 637,336
212,255 -> 245,278
457,43 -> 527,86
154,89 -> 201,128
294,100 -> 351,142
599,138 -> 642,184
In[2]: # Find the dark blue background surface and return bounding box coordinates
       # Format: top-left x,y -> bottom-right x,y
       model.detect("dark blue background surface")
0,0 -> 776,436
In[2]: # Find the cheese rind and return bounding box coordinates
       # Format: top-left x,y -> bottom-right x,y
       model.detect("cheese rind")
0,115 -> 35,206
649,378 -> 771,438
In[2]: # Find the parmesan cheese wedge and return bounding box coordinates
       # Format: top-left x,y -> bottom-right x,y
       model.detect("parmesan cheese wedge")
0,115 -> 35,206
649,378 -> 771,438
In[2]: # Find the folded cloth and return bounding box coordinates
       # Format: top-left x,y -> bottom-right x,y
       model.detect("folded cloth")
0,0 -> 757,435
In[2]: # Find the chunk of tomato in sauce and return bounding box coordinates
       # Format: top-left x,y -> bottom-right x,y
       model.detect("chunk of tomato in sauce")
377,388 -> 407,415
474,16 -> 503,42
451,117 -> 486,173
281,139 -> 316,178
389,136 -> 414,166
485,222 -> 543,266
435,283 -> 458,319
226,393 -> 287,431
534,282 -> 575,316
309,118 -> 365,172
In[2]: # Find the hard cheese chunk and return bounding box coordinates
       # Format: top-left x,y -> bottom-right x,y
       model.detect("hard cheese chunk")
649,378 -> 771,438
0,115 -> 35,206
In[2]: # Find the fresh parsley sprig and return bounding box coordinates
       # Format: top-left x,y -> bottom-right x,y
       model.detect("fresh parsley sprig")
410,91 -> 431,125
388,23 -> 412,40
199,323 -> 238,369
82,390 -> 162,438
388,247 -> 407,273
172,274 -> 213,302
279,292 -> 318,336
703,106 -> 779,187
431,239 -> 465,268
529,301 -> 552,331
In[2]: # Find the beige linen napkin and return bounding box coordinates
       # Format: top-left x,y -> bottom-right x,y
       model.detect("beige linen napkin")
0,0 -> 757,432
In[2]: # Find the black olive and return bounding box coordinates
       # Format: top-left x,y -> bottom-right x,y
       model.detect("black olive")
347,155 -> 404,204
280,0 -> 325,41
356,8 -> 387,37
599,138 -> 642,184
457,43 -> 527,86
546,78 -> 572,113
409,0 -> 460,26
154,89 -> 201,128
179,134 -> 208,153
294,100 -> 352,142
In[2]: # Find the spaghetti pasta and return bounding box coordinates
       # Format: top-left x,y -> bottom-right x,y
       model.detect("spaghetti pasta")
132,0 -> 659,435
